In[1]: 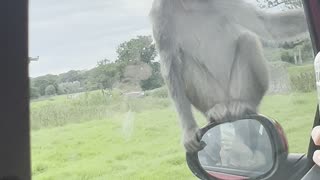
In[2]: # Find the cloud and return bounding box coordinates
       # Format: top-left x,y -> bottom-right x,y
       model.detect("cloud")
29,0 -> 153,77
29,0 -> 284,77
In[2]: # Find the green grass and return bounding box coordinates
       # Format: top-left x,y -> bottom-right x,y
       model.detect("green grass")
31,89 -> 318,179
32,108 -> 196,180
287,64 -> 315,77
260,92 -> 317,152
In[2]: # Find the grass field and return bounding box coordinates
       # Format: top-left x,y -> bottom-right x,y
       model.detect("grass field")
287,64 -> 315,76
31,89 -> 318,180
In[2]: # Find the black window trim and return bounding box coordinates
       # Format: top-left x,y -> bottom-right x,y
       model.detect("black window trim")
0,1 -> 319,180
0,1 -> 31,180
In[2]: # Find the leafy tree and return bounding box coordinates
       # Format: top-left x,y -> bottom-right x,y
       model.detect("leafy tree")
45,85 -> 56,96
57,70 -> 85,84
88,60 -> 120,90
31,75 -> 58,96
58,81 -> 81,94
280,50 -> 294,63
140,44 -> 157,64
116,35 -> 157,64
279,39 -> 313,63
301,40 -> 314,61
30,87 -> 40,99
97,59 -> 111,66
140,62 -> 164,91
30,35 -> 160,93
115,35 -> 158,82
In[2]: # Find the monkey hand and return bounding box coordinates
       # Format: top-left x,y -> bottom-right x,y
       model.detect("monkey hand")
228,101 -> 256,118
206,103 -> 228,122
183,127 -> 203,153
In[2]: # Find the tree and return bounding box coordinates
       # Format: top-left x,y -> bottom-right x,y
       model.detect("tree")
256,0 -> 302,9
88,60 -> 120,90
280,39 -> 314,64
30,35 -> 160,93
116,36 -> 157,64
58,81 -> 81,94
30,87 -> 40,99
115,35 -> 158,83
301,40 -> 314,62
140,62 -> 164,91
140,44 -> 157,64
57,70 -> 85,84
45,85 -> 56,96
280,50 -> 295,64
31,74 -> 58,96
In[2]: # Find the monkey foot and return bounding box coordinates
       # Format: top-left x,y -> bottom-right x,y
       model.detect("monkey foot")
206,103 -> 228,122
228,101 -> 256,118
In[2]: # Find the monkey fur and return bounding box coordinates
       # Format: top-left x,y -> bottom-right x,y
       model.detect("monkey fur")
150,0 -> 308,152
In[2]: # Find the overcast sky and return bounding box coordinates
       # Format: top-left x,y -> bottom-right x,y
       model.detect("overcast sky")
29,0 -> 153,77
29,0 -> 278,77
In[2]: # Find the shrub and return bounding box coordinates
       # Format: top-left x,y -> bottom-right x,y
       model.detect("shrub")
45,85 -> 56,96
144,87 -> 168,98
30,87 -> 41,99
290,72 -> 316,92
281,51 -> 294,64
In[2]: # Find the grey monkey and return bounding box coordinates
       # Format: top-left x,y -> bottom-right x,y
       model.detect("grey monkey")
149,0 -> 308,153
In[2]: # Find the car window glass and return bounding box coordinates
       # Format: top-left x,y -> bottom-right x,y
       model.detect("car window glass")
29,0 -> 315,179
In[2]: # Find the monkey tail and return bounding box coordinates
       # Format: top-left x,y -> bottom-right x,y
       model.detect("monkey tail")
253,9 -> 309,45
232,3 -> 309,45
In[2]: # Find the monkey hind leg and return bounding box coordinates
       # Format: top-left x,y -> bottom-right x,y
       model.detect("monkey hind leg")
228,32 -> 269,118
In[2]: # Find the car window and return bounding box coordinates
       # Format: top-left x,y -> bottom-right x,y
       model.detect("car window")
256,3 -> 315,154
29,0 -> 315,179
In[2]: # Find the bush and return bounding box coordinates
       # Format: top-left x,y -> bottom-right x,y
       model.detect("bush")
144,87 -> 168,98
140,74 -> 164,91
140,62 -> 164,91
30,87 -> 41,99
45,85 -> 56,96
281,51 -> 294,64
290,72 -> 316,92
58,81 -> 81,94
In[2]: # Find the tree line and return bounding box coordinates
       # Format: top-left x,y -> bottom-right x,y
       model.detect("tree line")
30,35 -> 164,99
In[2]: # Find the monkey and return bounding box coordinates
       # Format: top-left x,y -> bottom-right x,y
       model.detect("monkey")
149,0 -> 308,153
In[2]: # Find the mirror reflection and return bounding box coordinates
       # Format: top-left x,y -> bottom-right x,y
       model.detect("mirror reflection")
198,119 -> 273,179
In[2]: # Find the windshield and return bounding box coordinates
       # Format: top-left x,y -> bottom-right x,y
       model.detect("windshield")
29,0 -> 315,179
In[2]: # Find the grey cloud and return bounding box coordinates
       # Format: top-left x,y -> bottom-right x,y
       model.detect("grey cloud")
29,0 -> 152,77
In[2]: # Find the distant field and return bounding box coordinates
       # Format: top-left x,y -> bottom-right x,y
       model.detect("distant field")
31,89 -> 317,180
287,64 -> 315,77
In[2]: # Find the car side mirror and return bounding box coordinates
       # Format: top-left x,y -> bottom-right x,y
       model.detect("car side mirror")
186,114 -> 288,180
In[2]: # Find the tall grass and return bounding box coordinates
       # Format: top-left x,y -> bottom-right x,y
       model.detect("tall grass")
30,90 -> 171,130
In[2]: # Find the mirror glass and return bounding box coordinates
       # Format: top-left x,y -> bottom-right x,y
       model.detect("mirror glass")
198,119 -> 274,179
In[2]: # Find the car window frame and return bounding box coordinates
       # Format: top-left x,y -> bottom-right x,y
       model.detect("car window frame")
1,1 -> 320,180
0,1 -> 31,180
